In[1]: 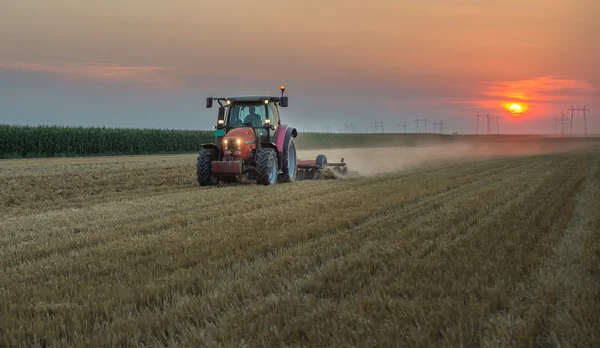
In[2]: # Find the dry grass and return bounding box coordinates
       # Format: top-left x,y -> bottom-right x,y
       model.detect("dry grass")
1,147 -> 599,347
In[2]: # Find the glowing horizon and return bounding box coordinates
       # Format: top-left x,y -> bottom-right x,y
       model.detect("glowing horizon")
0,0 -> 597,134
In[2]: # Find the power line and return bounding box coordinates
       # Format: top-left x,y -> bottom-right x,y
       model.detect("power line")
432,121 -> 444,134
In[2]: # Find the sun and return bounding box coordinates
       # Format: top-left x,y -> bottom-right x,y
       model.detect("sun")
508,103 -> 523,115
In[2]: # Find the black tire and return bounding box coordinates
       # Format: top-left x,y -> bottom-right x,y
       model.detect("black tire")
316,154 -> 328,169
279,137 -> 297,183
255,148 -> 278,186
314,154 -> 327,180
196,150 -> 219,186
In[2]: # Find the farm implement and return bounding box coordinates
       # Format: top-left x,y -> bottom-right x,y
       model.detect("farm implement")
197,86 -> 348,186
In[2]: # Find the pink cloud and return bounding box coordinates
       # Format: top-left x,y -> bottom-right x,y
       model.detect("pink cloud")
481,76 -> 596,102
0,60 -> 179,87
447,76 -> 597,116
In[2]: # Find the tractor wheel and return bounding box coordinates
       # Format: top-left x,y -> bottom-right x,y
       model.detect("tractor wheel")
255,148 -> 278,186
279,137 -> 297,183
196,150 -> 219,186
316,154 -> 328,169
314,154 -> 328,180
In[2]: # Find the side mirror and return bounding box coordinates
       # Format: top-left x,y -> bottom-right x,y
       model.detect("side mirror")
217,106 -> 225,128
206,97 -> 213,108
280,96 -> 288,107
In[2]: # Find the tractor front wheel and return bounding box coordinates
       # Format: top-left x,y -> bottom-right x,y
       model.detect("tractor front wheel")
196,150 -> 219,186
255,148 -> 278,186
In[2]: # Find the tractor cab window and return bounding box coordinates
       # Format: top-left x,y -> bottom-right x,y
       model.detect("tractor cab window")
268,103 -> 280,125
227,104 -> 266,128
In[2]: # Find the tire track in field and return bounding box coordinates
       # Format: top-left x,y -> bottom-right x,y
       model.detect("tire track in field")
1,155 -> 516,294
199,156 -> 569,344
0,157 -> 473,241
74,158 -> 556,345
298,155 -> 589,348
1,158 -> 507,269
207,155 -> 587,347
4,157 -> 540,347
2,160 -> 524,346
481,153 -> 599,347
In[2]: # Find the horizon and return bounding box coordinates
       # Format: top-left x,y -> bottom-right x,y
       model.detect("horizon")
0,0 -> 598,135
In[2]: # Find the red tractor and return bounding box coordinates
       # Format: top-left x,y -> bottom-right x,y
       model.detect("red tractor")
197,86 -> 346,186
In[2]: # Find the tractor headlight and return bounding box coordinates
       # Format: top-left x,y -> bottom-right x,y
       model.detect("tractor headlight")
236,139 -> 242,146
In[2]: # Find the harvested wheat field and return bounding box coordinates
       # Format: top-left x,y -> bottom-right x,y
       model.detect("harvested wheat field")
1,144 -> 600,348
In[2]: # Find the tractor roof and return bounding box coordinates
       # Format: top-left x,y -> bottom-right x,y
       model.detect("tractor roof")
225,96 -> 281,103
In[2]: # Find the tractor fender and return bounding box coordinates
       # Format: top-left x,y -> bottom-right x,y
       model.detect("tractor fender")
278,126 -> 298,168
200,143 -> 220,155
259,142 -> 279,153
275,125 -> 297,153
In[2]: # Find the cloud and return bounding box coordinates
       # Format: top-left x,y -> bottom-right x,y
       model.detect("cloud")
448,76 -> 597,114
481,76 -> 596,102
0,60 -> 179,87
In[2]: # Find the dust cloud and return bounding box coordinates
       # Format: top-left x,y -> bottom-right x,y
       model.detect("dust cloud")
297,139 -> 600,177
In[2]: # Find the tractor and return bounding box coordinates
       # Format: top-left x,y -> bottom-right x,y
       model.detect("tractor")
197,86 -> 347,186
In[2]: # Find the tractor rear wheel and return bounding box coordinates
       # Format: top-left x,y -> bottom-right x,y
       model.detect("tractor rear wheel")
255,148 -> 278,186
196,150 -> 219,186
279,137 -> 297,183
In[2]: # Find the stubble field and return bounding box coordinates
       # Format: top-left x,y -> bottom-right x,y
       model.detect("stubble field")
1,140 -> 599,347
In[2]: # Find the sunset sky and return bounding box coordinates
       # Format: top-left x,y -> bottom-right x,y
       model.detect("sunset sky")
1,0 -> 598,134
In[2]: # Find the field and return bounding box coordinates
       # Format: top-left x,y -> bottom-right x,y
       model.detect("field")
1,139 -> 600,347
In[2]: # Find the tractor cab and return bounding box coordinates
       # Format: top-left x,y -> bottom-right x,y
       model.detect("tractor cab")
222,98 -> 281,145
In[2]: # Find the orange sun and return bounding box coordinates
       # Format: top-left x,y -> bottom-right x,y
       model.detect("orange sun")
507,103 -> 524,115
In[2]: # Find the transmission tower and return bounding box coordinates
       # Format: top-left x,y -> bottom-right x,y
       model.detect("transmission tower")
489,115 -> 499,134
321,125 -> 332,133
567,106 -> 591,135
343,123 -> 355,133
474,113 -> 488,134
397,123 -> 407,133
415,118 -> 428,133
432,121 -> 444,134
554,112 -> 568,135
371,121 -> 384,134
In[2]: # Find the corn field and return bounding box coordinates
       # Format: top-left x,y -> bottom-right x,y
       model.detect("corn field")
0,125 -> 214,158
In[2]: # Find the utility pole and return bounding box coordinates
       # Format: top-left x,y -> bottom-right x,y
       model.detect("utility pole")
567,106 -> 591,135
490,115 -> 499,134
343,123 -> 355,133
583,106 -> 589,135
397,123 -> 407,133
321,125 -> 332,133
474,113 -> 485,134
432,121 -> 444,134
554,112 -> 568,135
415,118 -> 428,133
372,121 -> 384,134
